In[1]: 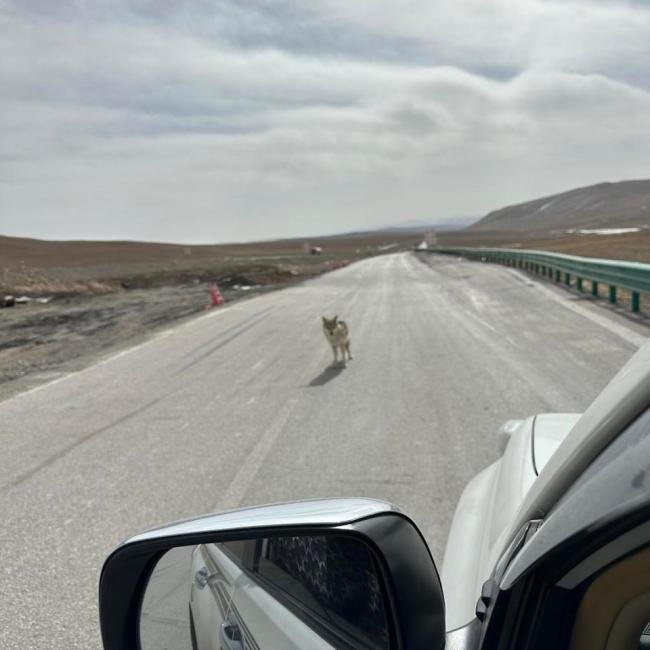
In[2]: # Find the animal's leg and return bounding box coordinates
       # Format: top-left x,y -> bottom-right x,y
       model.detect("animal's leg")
331,344 -> 338,365
346,341 -> 352,360
340,345 -> 347,367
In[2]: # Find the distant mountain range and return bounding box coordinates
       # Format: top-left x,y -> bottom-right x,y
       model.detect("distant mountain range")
381,218 -> 477,232
325,218 -> 477,239
471,179 -> 650,232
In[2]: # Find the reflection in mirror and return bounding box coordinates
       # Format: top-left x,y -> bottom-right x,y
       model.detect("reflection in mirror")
641,621 -> 650,649
140,534 -> 392,650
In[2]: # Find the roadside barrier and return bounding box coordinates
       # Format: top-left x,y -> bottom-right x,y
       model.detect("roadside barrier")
422,247 -> 650,314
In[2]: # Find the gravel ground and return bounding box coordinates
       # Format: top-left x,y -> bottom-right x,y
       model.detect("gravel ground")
0,282 -> 282,402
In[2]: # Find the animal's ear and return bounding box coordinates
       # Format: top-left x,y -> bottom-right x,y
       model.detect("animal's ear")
333,315 -> 338,322
322,316 -> 328,324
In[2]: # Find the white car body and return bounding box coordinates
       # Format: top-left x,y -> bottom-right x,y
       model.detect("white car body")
441,413 -> 581,630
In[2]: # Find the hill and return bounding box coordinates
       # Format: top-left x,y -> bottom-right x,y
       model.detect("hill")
471,179 -> 650,232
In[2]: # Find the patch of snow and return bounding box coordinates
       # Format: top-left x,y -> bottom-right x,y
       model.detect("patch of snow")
573,227 -> 640,235
538,200 -> 555,212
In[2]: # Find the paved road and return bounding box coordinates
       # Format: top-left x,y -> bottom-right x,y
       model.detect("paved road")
0,252 -> 646,648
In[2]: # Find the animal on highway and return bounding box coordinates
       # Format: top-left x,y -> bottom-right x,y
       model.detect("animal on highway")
322,315 -> 352,367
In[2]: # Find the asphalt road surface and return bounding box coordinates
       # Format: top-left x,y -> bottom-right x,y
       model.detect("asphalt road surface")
0,252 -> 647,649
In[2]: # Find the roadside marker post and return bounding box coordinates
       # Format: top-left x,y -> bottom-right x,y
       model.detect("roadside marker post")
208,283 -> 225,307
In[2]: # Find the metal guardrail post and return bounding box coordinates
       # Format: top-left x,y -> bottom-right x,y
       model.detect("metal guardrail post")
577,277 -> 583,292
632,292 -> 641,313
564,272 -> 571,286
609,285 -> 617,304
555,269 -> 561,282
592,281 -> 598,297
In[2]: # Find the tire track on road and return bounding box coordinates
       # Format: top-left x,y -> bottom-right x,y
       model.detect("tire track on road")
173,305 -> 279,375
3,388 -> 180,492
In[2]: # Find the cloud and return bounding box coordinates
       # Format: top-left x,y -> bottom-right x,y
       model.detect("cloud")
1,0 -> 650,241
317,0 -> 650,80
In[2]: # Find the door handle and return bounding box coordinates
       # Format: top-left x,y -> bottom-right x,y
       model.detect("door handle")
195,566 -> 209,588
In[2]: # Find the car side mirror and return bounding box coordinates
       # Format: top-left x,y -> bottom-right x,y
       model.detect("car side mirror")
99,498 -> 445,650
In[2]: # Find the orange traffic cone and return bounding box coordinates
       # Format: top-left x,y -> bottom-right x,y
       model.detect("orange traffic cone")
208,283 -> 225,307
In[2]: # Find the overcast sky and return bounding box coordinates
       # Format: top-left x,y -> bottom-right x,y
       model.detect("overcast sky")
2,0 -> 650,243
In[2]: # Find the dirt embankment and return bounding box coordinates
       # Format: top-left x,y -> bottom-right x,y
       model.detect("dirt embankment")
0,281 -> 266,399
0,233 -> 418,296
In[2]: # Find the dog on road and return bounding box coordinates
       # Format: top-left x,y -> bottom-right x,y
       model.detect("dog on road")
322,315 -> 352,367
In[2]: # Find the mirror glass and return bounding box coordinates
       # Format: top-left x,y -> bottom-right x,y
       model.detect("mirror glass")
140,534 -> 392,650
640,621 -> 650,649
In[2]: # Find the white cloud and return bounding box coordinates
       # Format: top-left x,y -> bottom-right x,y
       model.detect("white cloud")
317,0 -> 650,77
1,0 -> 650,241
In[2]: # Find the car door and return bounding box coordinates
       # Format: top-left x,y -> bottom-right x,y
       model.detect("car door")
190,542 -> 248,650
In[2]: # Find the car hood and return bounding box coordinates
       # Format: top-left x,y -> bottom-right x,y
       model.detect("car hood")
499,339 -> 650,562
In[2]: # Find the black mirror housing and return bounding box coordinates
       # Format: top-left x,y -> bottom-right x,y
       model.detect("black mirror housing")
99,498 -> 445,650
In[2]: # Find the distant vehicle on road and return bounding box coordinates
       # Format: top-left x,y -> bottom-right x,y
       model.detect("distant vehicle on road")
101,342 -> 650,650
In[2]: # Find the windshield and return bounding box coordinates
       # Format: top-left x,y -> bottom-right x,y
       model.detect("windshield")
3,3 -> 650,649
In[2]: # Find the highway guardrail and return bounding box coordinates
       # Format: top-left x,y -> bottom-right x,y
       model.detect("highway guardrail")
422,247 -> 650,313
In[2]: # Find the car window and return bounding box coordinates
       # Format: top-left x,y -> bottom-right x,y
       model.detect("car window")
568,545 -> 650,650
218,535 -> 390,649
259,536 -> 389,649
